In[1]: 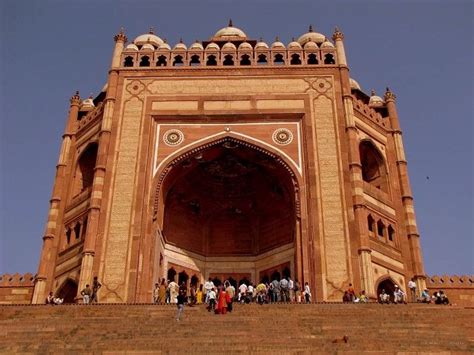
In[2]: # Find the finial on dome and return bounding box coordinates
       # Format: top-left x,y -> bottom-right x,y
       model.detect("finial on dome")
114,27 -> 127,43
332,27 -> 344,41
179,37 -> 183,43
228,19 -> 233,27
371,89 -> 376,96
259,37 -> 263,42
149,27 -> 154,34
384,87 -> 397,101
308,24 -> 314,32
164,38 -> 168,43
291,37 -> 295,41
275,36 -> 280,42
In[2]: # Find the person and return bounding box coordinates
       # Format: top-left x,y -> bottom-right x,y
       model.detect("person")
294,279 -> 302,303
158,278 -> 167,303
46,292 -> 55,305
420,289 -> 431,303
358,290 -> 369,303
393,285 -> 406,304
247,283 -> 254,303
176,290 -> 187,321
288,277 -> 295,302
346,283 -> 356,302
53,296 -> 64,305
207,287 -> 216,312
379,289 -> 390,304
196,284 -> 203,305
225,282 -> 235,312
189,284 -> 197,306
256,282 -> 266,305
435,290 -> 449,305
168,279 -> 179,304
271,278 -> 280,302
238,282 -> 248,303
342,291 -> 351,303
408,278 -> 417,302
81,284 -> 92,304
91,276 -> 102,303
280,277 -> 289,302
165,280 -> 171,304
153,283 -> 160,303
204,278 -> 214,304
304,282 -> 311,303
215,285 -> 228,314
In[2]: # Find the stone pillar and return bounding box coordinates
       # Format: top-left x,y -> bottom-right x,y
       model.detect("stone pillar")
32,91 -> 81,304
77,30 -> 127,294
384,88 -> 426,292
333,28 -> 375,297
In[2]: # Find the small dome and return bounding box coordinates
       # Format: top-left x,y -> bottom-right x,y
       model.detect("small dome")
134,32 -> 164,47
298,25 -> 326,45
205,42 -> 220,51
189,41 -> 204,51
369,90 -> 385,107
303,41 -> 318,50
271,39 -> 286,49
80,97 -> 95,111
288,41 -> 302,50
173,42 -> 187,50
349,78 -> 361,91
158,41 -> 171,50
320,38 -> 334,48
141,43 -> 155,51
255,40 -> 269,50
213,20 -> 247,40
238,42 -> 253,50
222,42 -> 237,51
124,43 -> 139,51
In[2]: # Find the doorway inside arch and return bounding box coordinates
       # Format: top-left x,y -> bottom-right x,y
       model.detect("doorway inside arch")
377,278 -> 397,302
158,138 -> 299,284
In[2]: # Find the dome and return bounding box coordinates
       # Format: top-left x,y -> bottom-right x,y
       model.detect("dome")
189,41 -> 204,51
238,42 -> 253,50
173,41 -> 187,51
369,90 -> 384,107
158,41 -> 171,51
222,42 -> 237,51
298,25 -> 326,45
213,20 -> 247,40
141,43 -> 155,51
80,97 -> 95,111
320,38 -> 334,48
288,41 -> 302,50
271,39 -> 286,49
255,40 -> 269,50
303,41 -> 318,50
133,31 -> 164,47
349,78 -> 361,91
205,42 -> 220,51
124,43 -> 139,51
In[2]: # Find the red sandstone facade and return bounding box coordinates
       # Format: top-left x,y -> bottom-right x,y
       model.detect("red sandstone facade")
29,23 -> 431,303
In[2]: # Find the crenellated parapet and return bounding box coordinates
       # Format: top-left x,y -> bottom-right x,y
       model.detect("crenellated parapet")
0,273 -> 35,287
427,275 -> 474,288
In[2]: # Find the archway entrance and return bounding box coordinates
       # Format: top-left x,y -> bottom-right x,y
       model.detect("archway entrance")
56,279 -> 78,303
156,138 -> 299,286
377,278 -> 397,302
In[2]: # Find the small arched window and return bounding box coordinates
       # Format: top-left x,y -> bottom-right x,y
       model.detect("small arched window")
388,225 -> 395,242
156,55 -> 167,67
124,56 -> 134,67
73,143 -> 98,196
274,53 -> 285,65
290,54 -> 301,65
223,54 -> 234,66
324,53 -> 335,64
377,220 -> 385,238
367,214 -> 375,233
173,55 -> 184,66
190,55 -> 201,66
74,223 -> 81,240
359,141 -> 388,192
139,56 -> 150,67
307,53 -> 318,65
206,55 -> 217,66
240,54 -> 251,66
257,54 -> 268,65
66,228 -> 72,244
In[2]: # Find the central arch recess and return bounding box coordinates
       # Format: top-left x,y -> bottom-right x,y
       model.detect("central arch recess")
153,138 -> 300,284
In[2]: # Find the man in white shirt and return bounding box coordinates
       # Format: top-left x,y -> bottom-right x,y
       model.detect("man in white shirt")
207,288 -> 217,312
408,278 -> 417,302
394,285 -> 406,304
238,282 -> 248,303
204,278 -> 214,304
288,277 -> 295,302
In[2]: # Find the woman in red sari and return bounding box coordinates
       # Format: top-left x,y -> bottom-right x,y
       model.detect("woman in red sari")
215,285 -> 228,314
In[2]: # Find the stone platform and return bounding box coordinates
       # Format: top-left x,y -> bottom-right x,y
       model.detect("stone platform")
0,303 -> 472,354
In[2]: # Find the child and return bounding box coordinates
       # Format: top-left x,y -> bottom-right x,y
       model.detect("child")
207,287 -> 216,312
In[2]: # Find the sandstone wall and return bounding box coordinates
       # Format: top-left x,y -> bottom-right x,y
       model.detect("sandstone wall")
426,275 -> 474,306
0,273 -> 34,304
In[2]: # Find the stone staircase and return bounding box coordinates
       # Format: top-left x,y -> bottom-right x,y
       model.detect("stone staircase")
0,303 -> 472,354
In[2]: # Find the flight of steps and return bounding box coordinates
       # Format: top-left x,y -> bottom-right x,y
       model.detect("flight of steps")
1,303 -> 472,353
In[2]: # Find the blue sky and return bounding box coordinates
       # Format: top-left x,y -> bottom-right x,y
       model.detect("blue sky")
0,0 -> 472,276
